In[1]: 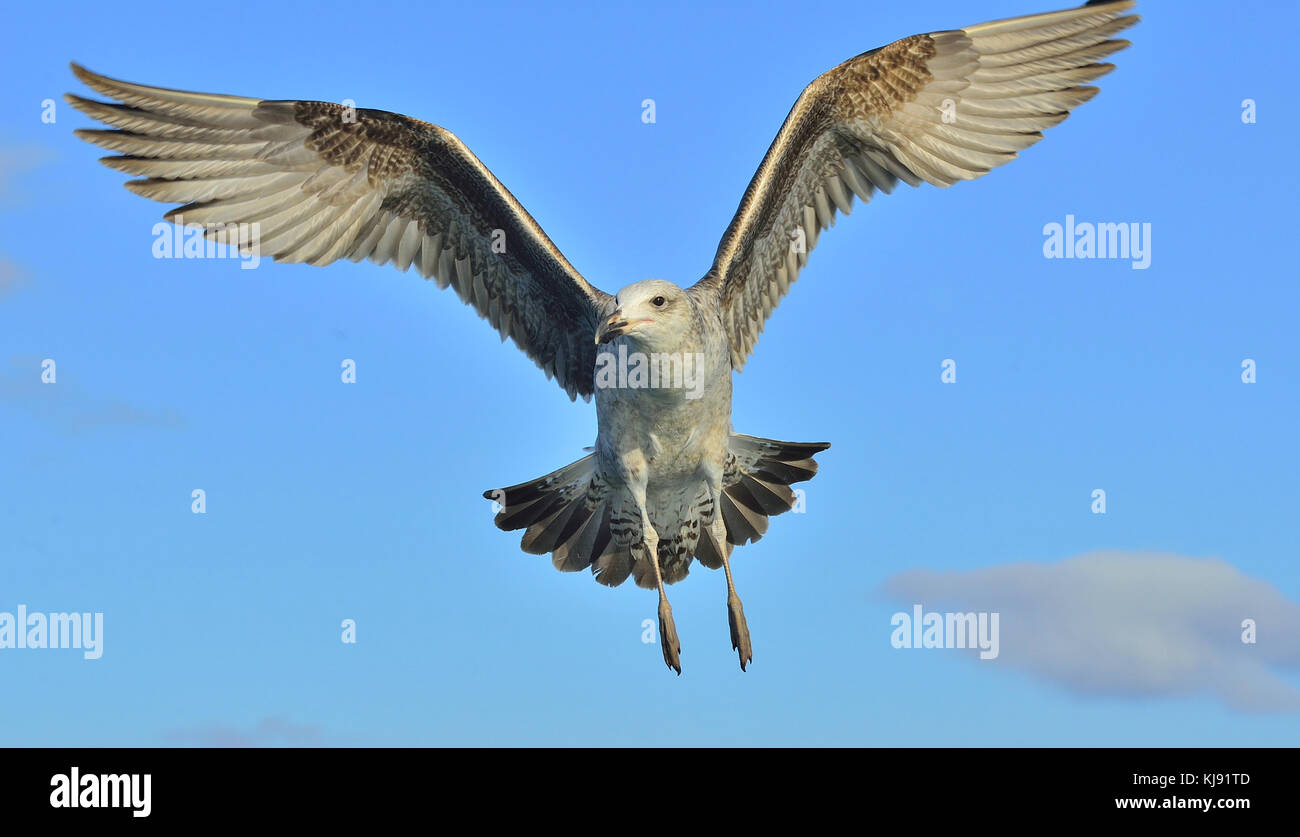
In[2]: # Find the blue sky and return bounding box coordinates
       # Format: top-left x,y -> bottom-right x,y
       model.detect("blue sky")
2,0 -> 1297,746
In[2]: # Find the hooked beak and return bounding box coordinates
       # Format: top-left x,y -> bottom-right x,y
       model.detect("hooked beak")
595,311 -> 629,346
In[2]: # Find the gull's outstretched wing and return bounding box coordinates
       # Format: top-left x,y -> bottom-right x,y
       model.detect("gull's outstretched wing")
67,64 -> 612,400
691,1 -> 1138,369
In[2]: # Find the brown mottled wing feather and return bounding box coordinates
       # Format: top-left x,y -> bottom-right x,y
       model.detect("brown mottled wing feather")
67,64 -> 612,400
692,1 -> 1138,369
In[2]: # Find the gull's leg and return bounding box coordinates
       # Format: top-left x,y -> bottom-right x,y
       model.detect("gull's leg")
643,527 -> 681,675
702,458 -> 752,672
627,463 -> 680,674
712,510 -> 752,671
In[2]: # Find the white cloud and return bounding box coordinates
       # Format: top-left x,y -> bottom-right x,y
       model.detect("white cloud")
162,716 -> 324,747
0,354 -> 184,432
882,551 -> 1300,712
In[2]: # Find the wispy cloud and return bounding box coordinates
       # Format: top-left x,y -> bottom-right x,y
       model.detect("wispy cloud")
0,354 -> 184,432
0,146 -> 55,207
0,259 -> 27,300
882,551 -> 1300,713
0,146 -> 50,297
162,716 -> 325,748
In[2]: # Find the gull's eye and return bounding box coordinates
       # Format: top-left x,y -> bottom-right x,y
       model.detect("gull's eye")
652,296 -> 666,307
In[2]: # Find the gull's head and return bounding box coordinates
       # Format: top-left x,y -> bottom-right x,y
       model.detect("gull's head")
594,280 -> 690,350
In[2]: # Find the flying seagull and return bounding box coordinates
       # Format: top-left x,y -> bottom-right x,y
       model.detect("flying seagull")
69,1 -> 1138,674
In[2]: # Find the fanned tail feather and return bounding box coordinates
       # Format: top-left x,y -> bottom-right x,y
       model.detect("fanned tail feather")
710,434 -> 830,554
484,455 -> 631,585
484,434 -> 829,587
